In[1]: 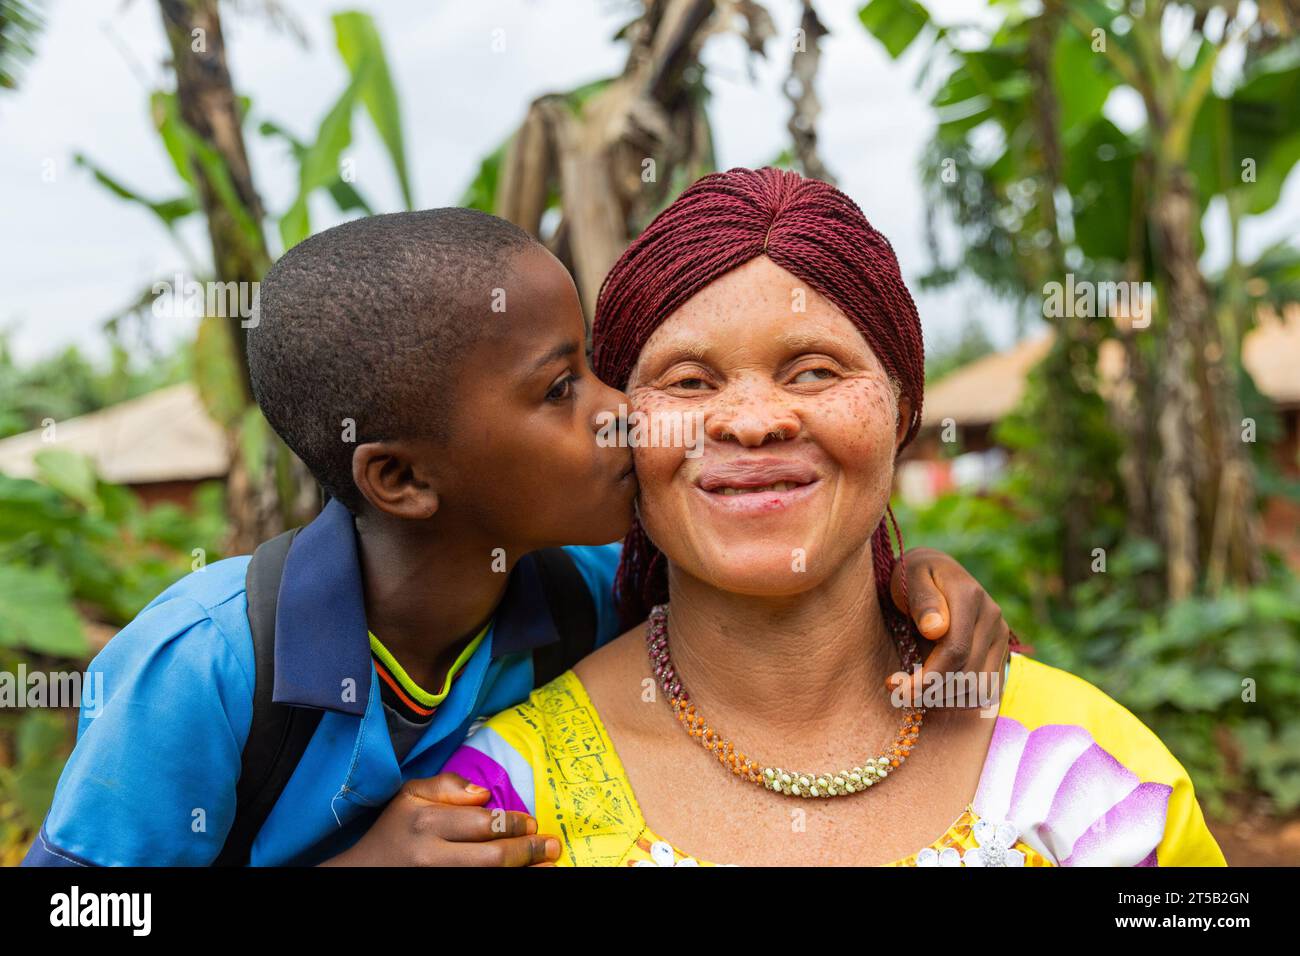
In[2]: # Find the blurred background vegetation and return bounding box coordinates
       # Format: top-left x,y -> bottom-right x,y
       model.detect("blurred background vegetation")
2,0 -> 1298,865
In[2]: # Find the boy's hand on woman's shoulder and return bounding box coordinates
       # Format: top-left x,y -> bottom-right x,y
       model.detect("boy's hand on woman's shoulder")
888,547 -> 1014,707
318,773 -> 560,867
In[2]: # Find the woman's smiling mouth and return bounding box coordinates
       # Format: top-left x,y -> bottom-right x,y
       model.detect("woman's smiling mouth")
713,480 -> 804,496
693,458 -> 822,513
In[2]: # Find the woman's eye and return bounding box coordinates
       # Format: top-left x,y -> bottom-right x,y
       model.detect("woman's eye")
672,377 -> 710,390
791,367 -> 836,384
546,375 -> 576,401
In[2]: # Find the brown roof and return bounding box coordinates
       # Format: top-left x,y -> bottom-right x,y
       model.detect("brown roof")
1243,308 -> 1300,407
924,307 -> 1300,428
922,336 -> 1052,428
0,383 -> 229,484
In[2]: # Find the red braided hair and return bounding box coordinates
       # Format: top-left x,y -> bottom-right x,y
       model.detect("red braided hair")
593,167 -> 926,629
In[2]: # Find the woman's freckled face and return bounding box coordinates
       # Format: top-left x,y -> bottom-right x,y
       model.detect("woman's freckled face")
626,256 -> 910,595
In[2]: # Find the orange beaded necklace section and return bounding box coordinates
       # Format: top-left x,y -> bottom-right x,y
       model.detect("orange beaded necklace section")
646,603 -> 927,798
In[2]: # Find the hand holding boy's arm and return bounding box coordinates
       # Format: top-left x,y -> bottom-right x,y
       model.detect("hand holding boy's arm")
888,547 -> 1013,703
318,773 -> 560,867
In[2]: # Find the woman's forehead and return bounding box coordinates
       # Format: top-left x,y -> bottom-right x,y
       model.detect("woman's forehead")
640,263 -> 868,354
642,318 -> 866,356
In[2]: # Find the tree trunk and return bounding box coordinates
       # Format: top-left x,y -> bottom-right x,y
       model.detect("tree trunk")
785,2 -> 832,184
158,0 -> 270,400
495,0 -> 717,320
1028,0 -> 1098,595
158,0 -> 313,553
1148,164 -> 1265,598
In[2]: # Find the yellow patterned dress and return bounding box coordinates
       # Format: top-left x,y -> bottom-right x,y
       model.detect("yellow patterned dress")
443,653 -> 1227,867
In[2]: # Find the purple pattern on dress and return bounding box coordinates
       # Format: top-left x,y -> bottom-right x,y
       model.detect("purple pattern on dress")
1039,743 -> 1140,858
972,716 -> 1171,866
971,716 -> 1027,819
442,745 -> 529,814
1060,782 -> 1172,867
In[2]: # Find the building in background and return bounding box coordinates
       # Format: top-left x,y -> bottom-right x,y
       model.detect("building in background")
898,307 -> 1300,565
0,383 -> 227,507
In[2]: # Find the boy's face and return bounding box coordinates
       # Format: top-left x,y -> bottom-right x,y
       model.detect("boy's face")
431,244 -> 637,551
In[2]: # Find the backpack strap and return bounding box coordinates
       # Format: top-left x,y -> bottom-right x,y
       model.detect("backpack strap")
213,527 -> 323,866
530,548 -> 599,688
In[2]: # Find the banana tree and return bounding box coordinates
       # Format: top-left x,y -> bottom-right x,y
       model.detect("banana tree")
861,0 -> 1300,599
0,0 -> 43,92
78,6 -> 412,551
468,0 -> 834,319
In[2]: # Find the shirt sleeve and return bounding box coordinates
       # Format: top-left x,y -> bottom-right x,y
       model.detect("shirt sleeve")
22,595 -> 255,866
443,723 -> 539,817
1156,770 -> 1228,866
561,542 -> 625,648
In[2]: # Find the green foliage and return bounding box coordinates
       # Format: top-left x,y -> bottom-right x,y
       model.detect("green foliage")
0,563 -> 85,657
0,0 -> 44,92
459,140 -> 507,214
0,331 -> 189,440
276,11 -> 412,250
1189,44 -> 1300,215
71,153 -> 198,229
899,482 -> 1300,818
1073,571 -> 1300,817
76,10 -> 410,265
333,11 -> 412,210
995,338 -> 1126,534
858,0 -> 931,60
192,316 -> 247,430
0,456 -> 226,639
0,448 -> 228,855
155,91 -> 267,263
896,0 -> 1300,311
458,78 -> 616,217
0,708 -> 73,866
895,489 -> 1062,656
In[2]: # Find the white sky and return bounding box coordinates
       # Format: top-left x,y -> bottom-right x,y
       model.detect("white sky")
2,0 -> 1297,366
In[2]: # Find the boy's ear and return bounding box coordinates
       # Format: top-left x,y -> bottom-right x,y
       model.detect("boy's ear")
351,441 -> 441,520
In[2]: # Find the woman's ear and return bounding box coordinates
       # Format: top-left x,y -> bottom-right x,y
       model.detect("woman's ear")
352,441 -> 440,520
895,394 -> 914,450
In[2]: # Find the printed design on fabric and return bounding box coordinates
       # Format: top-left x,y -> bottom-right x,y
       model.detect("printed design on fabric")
970,716 -> 1172,866
531,680 -> 642,866
893,807 -> 1052,867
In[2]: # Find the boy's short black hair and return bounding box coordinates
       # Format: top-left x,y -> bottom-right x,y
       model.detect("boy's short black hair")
249,208 -> 538,512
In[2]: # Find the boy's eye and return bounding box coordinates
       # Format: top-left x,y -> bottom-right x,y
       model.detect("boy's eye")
546,374 -> 577,402
791,367 -> 837,384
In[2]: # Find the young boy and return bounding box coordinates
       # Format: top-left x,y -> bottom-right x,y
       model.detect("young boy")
24,209 -> 1012,867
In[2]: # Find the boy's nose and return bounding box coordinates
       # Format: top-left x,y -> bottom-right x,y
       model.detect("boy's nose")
590,379 -> 630,433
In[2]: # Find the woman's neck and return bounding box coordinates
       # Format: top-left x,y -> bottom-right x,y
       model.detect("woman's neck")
661,545 -> 905,743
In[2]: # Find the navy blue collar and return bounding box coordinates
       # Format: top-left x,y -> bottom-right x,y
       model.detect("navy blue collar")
272,498 -> 562,715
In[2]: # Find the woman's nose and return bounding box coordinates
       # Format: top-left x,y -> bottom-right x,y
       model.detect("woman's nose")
704,383 -> 801,447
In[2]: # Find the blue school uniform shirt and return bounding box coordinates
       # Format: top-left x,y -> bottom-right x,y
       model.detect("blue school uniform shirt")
22,499 -> 623,867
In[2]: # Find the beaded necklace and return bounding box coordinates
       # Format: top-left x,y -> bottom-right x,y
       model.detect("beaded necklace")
645,602 -> 926,798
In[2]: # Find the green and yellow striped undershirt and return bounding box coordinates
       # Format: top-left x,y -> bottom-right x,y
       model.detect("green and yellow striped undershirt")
369,624 -> 489,722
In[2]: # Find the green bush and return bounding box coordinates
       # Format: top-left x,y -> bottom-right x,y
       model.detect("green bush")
0,449 -> 227,858
897,487 -> 1300,819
